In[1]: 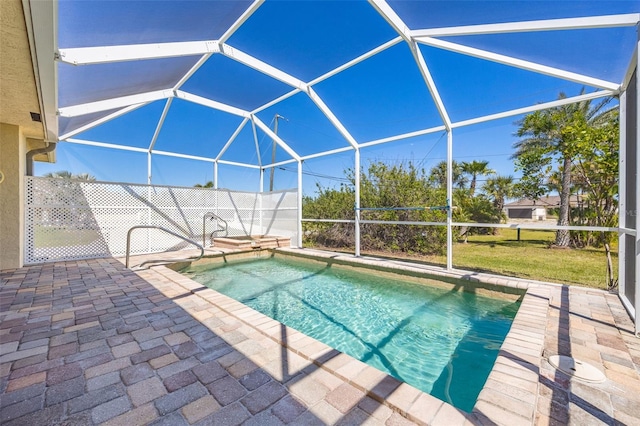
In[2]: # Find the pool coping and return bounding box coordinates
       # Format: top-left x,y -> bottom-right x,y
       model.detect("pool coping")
153,247 -> 551,425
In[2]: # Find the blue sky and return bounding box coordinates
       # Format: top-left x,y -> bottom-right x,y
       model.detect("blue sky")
40,0 -> 639,197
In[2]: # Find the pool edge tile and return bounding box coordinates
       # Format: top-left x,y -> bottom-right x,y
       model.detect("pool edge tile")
148,253 -> 554,425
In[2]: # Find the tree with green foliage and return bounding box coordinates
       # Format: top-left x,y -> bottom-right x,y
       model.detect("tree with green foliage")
567,108 -> 619,245
427,160 -> 467,189
43,171 -> 96,181
513,92 -> 616,247
482,175 -> 517,216
303,161 -> 448,254
453,189 -> 502,241
461,160 -> 495,196
194,181 -> 214,188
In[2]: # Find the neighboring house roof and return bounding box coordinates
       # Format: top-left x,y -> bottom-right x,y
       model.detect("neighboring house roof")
505,195 -> 582,208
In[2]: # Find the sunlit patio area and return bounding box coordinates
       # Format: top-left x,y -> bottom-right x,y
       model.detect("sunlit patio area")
1,250 -> 639,425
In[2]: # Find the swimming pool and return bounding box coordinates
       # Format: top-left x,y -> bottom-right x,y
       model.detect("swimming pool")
182,254 -> 520,412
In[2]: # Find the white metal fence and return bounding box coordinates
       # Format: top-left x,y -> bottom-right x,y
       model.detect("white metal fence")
25,177 -> 297,264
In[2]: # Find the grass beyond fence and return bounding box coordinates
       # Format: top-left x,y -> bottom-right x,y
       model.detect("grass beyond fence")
33,226 -> 103,248
305,229 -> 618,290
448,229 -> 617,289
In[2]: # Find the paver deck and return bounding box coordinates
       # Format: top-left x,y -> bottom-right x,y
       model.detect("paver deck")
1,249 -> 639,425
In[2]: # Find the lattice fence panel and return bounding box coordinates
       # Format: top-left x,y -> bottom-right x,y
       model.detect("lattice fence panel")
217,190 -> 260,237
25,177 -> 298,264
262,190 -> 298,240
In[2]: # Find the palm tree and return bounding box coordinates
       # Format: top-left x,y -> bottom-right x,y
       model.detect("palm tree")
194,181 -> 214,188
428,160 -> 467,189
461,160 -> 495,196
483,175 -> 516,216
513,91 -> 615,247
43,171 -> 95,181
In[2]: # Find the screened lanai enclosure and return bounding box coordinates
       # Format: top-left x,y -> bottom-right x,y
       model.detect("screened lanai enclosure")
24,0 -> 640,334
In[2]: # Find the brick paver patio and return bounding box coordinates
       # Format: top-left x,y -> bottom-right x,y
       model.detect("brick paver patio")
1,251 -> 639,425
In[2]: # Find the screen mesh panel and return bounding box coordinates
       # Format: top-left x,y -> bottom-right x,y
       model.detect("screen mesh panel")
624,69 -> 637,309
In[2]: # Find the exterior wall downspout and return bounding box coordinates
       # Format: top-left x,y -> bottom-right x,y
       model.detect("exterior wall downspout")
26,141 -> 55,176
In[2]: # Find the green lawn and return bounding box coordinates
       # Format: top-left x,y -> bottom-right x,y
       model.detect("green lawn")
446,229 -> 617,289
306,229 -> 618,290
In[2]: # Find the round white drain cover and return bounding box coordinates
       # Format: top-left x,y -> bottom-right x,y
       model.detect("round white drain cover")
548,355 -> 606,383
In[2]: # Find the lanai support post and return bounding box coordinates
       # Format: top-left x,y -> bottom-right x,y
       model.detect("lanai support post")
213,161 -> 218,189
297,160 -> 303,248
446,130 -> 453,270
355,148 -> 361,257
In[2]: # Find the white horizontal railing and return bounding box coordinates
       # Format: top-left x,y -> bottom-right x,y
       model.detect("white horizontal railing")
303,217 -> 627,234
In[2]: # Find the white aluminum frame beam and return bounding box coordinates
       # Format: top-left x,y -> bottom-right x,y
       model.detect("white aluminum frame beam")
147,151 -> 152,185
410,41 -> 452,130
63,138 -> 223,164
250,120 -> 262,167
415,37 -> 620,92
59,103 -> 148,140
174,54 -> 214,91
252,36 -> 403,115
359,125 -> 447,149
148,98 -> 173,152
451,223 -> 621,232
368,0 -> 412,42
301,146 -> 354,162
262,158 -> 298,169
411,14 -> 640,37
355,148 -> 361,257
219,0 -> 264,44
220,43 -> 307,90
217,159 -> 261,169
451,90 -> 616,128
65,138 -> 148,153
308,36 -> 403,86
57,41 -> 220,66
368,0 -> 453,131
623,48 -> 639,92
297,160 -> 303,247
360,220 -> 446,227
152,150 -> 215,163
215,118 -> 249,161
304,219 -> 625,233
252,88 -> 301,115
175,91 -> 250,118
446,131 -> 453,270
307,87 -> 359,149
302,219 -> 356,224
253,115 -> 301,161
58,90 -> 173,117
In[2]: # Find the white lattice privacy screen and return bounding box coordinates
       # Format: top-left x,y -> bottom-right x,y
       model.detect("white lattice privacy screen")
25,177 -> 298,264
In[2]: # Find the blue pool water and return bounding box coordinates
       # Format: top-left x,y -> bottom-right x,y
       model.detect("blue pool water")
183,256 -> 520,412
